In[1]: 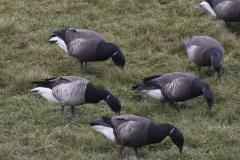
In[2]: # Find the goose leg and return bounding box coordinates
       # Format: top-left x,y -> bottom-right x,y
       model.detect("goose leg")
61,105 -> 64,118
71,106 -> 75,118
208,66 -> 212,77
79,60 -> 85,73
173,101 -> 181,113
196,65 -> 202,79
134,147 -> 140,158
118,144 -> 125,159
67,106 -> 75,122
225,21 -> 231,29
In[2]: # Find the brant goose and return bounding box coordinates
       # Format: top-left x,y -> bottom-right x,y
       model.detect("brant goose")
184,36 -> 224,78
31,76 -> 121,118
90,115 -> 184,159
192,0 -> 240,28
132,72 -> 213,112
49,26 -> 125,73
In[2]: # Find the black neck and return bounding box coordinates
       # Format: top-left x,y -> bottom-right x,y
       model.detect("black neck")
190,78 -> 206,98
147,123 -> 174,144
85,82 -> 109,103
202,47 -> 221,66
95,41 -> 118,61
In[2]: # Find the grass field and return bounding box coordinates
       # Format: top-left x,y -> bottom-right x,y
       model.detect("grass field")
1,0 -> 240,159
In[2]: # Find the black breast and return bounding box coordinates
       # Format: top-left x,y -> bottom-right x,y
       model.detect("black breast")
189,78 -> 203,99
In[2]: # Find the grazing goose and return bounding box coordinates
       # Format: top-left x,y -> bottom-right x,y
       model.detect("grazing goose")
184,36 -> 224,78
49,26 -> 125,74
132,72 -> 213,112
90,115 -> 184,159
192,0 -> 240,28
30,76 -> 121,118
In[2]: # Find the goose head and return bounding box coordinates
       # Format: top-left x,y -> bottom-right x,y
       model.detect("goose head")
105,93 -> 121,116
169,127 -> 184,153
202,85 -> 214,110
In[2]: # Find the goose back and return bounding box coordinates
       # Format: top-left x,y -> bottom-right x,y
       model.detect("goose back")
149,72 -> 195,87
32,76 -> 85,89
65,29 -> 105,43
61,76 -> 88,82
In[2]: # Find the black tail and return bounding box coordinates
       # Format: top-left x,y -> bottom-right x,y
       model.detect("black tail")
49,35 -> 57,44
143,75 -> 161,83
51,27 -> 68,44
132,84 -> 142,90
132,83 -> 160,91
31,81 -> 53,89
31,77 -> 57,89
31,78 -> 56,84
90,119 -> 112,128
31,77 -> 70,89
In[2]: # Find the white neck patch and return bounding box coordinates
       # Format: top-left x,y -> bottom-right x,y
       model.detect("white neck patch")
200,1 -> 217,17
106,94 -> 110,101
202,87 -> 205,92
169,128 -> 175,135
112,51 -> 118,57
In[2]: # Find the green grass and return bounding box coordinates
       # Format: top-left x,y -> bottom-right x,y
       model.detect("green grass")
1,0 -> 240,159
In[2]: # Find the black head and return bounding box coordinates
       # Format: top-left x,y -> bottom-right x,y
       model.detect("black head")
106,93 -> 121,115
211,56 -> 221,77
111,49 -> 125,70
169,127 -> 184,153
202,84 -> 213,110
106,43 -> 125,69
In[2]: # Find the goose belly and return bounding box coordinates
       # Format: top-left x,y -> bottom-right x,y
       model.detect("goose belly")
92,125 -> 117,143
